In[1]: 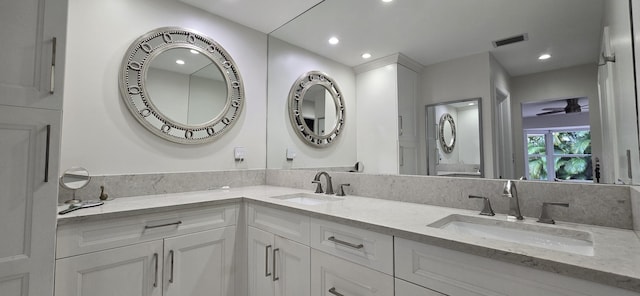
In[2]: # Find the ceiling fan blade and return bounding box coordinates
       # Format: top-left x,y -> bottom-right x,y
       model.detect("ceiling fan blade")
541,107 -> 565,111
536,110 -> 564,116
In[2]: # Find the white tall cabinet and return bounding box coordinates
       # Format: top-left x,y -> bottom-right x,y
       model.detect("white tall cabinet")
0,0 -> 67,295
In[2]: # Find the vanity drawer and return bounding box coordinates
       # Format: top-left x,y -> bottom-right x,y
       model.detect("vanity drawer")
56,204 -> 237,258
311,249 -> 393,296
247,203 -> 310,245
395,237 -> 638,296
310,217 -> 393,274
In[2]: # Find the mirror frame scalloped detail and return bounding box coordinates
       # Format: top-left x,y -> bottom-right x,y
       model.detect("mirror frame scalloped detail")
288,71 -> 346,148
439,113 -> 456,153
119,27 -> 244,144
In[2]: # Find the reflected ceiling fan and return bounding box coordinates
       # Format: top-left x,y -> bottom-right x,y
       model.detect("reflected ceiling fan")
536,98 -> 588,116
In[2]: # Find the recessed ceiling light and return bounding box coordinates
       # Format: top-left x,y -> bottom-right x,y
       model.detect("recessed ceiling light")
190,49 -> 199,54
382,0 -> 393,2
176,59 -> 185,65
361,53 -> 372,59
538,54 -> 551,60
328,37 -> 339,45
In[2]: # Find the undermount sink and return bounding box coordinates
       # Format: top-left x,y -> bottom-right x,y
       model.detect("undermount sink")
428,214 -> 594,256
271,193 -> 344,206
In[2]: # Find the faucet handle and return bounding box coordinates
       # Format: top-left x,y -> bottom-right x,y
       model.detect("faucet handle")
311,180 -> 324,194
336,184 -> 351,196
468,195 -> 495,216
537,202 -> 569,224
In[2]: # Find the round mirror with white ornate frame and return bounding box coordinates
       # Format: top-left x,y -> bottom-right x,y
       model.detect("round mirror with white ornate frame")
119,27 -> 244,144
439,113 -> 456,153
288,71 -> 345,147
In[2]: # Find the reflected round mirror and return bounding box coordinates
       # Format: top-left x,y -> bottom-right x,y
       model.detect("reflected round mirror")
120,27 -> 244,144
147,48 -> 228,126
439,113 -> 456,153
59,167 -> 91,190
288,71 -> 345,147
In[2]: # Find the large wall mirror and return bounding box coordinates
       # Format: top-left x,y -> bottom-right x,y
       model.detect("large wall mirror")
288,71 -> 345,147
120,27 -> 244,144
265,0 -> 640,184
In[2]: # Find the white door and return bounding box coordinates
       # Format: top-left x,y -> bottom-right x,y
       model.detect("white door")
164,226 -> 236,296
248,226 -> 276,296
0,105 -> 60,296
0,0 -> 67,110
274,235 -> 310,296
55,240 -> 163,296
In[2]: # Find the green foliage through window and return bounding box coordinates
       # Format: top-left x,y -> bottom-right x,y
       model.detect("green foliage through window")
526,131 -> 592,181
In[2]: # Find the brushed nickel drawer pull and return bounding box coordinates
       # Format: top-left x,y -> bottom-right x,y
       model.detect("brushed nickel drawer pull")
169,250 -> 175,283
328,287 -> 344,296
50,37 -> 56,94
265,245 -> 272,277
144,221 -> 182,229
328,236 -> 364,249
44,124 -> 51,182
272,248 -> 280,281
152,253 -> 159,288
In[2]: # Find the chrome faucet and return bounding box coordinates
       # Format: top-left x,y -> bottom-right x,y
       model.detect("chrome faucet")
312,171 -> 334,195
502,180 -> 523,220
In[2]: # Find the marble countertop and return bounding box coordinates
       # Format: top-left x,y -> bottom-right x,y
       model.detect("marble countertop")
57,185 -> 640,293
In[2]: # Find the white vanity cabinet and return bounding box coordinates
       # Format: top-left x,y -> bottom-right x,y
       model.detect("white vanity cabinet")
395,237 -> 640,296
247,204 -> 311,296
55,205 -> 238,296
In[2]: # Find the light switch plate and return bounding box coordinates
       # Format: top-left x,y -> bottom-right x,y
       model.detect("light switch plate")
286,148 -> 296,161
234,147 -> 246,161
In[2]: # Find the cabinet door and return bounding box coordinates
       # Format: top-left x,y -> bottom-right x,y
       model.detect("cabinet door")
0,0 -> 67,109
163,226 -> 236,296
248,226 -> 276,296
311,249 -> 393,296
0,106 -> 60,296
55,240 -> 163,296
274,236 -> 310,296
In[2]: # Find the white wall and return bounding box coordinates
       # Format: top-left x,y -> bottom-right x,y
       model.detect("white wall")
419,53 -> 493,176
511,64 -> 600,179
356,64 -> 399,174
61,0 -> 267,175
266,37 -> 357,169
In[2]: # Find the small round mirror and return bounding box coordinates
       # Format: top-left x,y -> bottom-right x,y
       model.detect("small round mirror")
60,167 -> 91,190
439,113 -> 456,153
288,71 -> 345,147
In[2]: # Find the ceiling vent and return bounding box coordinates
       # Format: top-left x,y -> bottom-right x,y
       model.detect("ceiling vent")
492,33 -> 528,48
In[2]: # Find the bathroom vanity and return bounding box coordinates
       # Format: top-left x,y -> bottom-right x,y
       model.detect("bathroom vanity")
55,186 -> 640,296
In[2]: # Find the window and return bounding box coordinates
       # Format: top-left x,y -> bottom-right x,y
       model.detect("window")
525,129 -> 592,182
